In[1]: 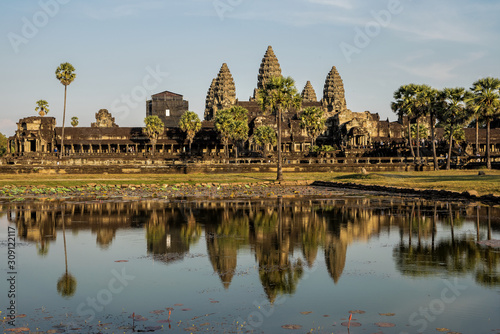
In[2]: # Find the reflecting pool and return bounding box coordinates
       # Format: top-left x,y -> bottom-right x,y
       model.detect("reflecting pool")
1,195 -> 499,333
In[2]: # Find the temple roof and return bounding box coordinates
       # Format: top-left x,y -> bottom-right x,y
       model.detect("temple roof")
301,81 -> 317,102
255,46 -> 282,96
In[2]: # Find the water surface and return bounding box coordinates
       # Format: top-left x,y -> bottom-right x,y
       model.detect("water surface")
1,195 -> 499,333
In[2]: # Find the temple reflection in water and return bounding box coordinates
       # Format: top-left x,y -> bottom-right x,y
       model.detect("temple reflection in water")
5,197 -> 499,302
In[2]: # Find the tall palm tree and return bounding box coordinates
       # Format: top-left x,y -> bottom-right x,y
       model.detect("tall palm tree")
257,76 -> 301,181
57,205 -> 77,298
253,125 -> 277,158
416,85 -> 441,170
229,106 -> 249,159
392,84 -> 418,158
214,108 -> 233,161
214,106 -> 249,160
143,116 -> 164,156
55,63 -> 76,158
439,88 -> 474,170
35,99 -> 50,116
179,111 -> 202,155
299,106 -> 326,147
471,77 -> 500,169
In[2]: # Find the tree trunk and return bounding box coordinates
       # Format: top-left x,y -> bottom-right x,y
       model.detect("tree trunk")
446,131 -> 453,170
189,140 -> 192,156
486,120 -> 491,169
277,108 -> 283,181
407,121 -> 415,158
60,85 -> 67,159
416,117 -> 420,163
151,139 -> 157,156
224,139 -> 228,162
62,206 -> 68,275
430,112 -> 438,170
475,119 -> 479,155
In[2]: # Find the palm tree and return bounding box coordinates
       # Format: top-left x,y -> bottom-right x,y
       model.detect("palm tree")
143,116 -> 164,156
416,86 -> 442,170
55,62 -> 76,159
214,106 -> 249,160
214,108 -> 234,161
179,111 -> 202,155
57,206 -> 77,298
71,116 -> 79,127
299,106 -> 326,147
471,77 -> 500,169
392,84 -> 418,158
257,76 -> 301,181
439,88 -> 474,170
229,106 -> 249,159
253,125 -> 277,158
35,99 -> 50,116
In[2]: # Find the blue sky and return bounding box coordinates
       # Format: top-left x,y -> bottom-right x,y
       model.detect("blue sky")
1,0 -> 499,136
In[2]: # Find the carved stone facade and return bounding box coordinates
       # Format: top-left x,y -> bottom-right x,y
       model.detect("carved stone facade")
146,91 -> 189,127
204,63 -> 236,121
253,45 -> 282,99
5,45 -> 500,164
10,116 -> 56,155
322,66 -> 347,114
301,81 -> 317,102
91,109 -> 118,128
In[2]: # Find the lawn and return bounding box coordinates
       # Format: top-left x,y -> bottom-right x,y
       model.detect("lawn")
0,170 -> 498,195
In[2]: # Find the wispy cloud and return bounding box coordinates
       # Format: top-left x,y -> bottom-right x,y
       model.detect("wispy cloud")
84,1 -> 166,20
308,0 -> 353,9
393,52 -> 486,81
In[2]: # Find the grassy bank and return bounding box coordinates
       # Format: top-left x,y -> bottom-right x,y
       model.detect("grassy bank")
0,170 -> 498,195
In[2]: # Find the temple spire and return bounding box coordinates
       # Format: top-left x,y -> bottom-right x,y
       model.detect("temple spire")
204,63 -> 236,120
253,46 -> 282,98
301,81 -> 317,102
322,66 -> 347,113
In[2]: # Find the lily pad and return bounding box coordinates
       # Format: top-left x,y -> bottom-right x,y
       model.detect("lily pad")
281,324 -> 302,329
341,322 -> 361,327
375,322 -> 396,327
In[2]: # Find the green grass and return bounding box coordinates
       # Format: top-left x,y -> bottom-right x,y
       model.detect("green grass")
0,170 -> 498,195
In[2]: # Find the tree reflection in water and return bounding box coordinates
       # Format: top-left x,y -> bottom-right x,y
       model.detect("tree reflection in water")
6,197 -> 500,301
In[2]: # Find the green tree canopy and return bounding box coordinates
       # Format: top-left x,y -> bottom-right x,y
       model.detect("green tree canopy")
179,111 -> 202,154
55,62 -> 76,158
0,132 -> 8,156
35,99 -> 50,116
253,125 -> 277,157
257,76 -> 301,181
392,84 -> 420,158
143,115 -> 164,155
214,106 -> 249,159
71,116 -> 79,127
299,106 -> 326,146
471,77 -> 500,169
439,87 -> 474,170
414,85 -> 441,170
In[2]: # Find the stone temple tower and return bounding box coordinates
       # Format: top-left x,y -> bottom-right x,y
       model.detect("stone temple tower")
322,66 -> 347,114
301,81 -> 317,102
204,63 -> 236,121
252,45 -> 282,99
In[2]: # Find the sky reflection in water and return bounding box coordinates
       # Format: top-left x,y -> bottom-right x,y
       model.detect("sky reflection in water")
1,196 -> 499,333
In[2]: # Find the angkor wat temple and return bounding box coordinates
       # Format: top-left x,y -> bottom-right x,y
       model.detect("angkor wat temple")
4,46 -> 499,171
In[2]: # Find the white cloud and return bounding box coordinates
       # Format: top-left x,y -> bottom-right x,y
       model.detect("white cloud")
308,0 -> 353,9
393,52 -> 486,81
